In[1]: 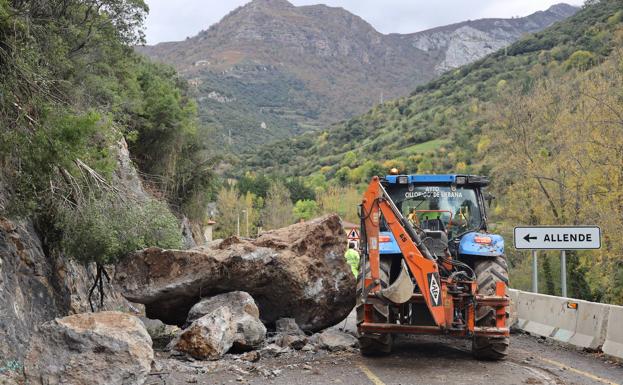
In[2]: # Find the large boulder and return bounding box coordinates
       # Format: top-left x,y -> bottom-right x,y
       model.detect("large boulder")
24,311 -> 153,385
171,291 -> 266,359
115,215 -> 355,331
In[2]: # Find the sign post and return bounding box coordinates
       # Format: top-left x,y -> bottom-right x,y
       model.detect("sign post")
561,250 -> 567,298
514,226 -> 600,297
531,250 -> 538,293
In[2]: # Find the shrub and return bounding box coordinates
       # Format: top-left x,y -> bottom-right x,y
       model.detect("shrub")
59,194 -> 182,265
565,50 -> 597,70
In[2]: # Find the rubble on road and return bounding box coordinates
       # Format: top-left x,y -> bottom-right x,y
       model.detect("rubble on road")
277,333 -> 308,350
151,346 -> 358,384
316,330 -> 359,352
260,343 -> 292,358
170,292 -> 266,360
24,311 -> 153,385
115,215 -> 355,331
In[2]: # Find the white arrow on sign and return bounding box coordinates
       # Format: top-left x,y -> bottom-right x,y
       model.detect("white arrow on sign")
514,226 -> 601,250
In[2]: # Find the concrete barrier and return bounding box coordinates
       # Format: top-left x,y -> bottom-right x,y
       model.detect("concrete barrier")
511,289 -> 616,355
508,289 -> 519,328
569,300 -> 609,350
516,291 -> 577,342
603,304 -> 623,360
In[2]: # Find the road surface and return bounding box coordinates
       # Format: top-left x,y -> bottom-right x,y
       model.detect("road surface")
151,329 -> 622,385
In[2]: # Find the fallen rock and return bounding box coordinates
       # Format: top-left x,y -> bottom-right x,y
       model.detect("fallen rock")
24,311 -> 153,385
116,215 -> 355,331
277,333 -> 307,350
139,317 -> 180,350
170,292 -> 266,360
275,317 -> 305,335
274,317 -> 307,349
239,350 -> 261,362
301,343 -> 316,352
260,343 -> 291,358
186,291 -> 260,327
317,330 -> 358,352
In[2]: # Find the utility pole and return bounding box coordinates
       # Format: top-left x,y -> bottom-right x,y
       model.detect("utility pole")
532,250 -> 538,293
561,250 -> 567,297
243,209 -> 249,237
236,213 -> 240,237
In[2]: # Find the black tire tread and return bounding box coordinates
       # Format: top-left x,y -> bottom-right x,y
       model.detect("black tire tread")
472,256 -> 510,361
356,257 -> 393,355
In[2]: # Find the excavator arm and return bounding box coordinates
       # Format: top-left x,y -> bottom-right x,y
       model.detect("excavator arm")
360,176 -> 448,327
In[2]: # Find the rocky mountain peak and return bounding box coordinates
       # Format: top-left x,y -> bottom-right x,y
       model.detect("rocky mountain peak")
248,0 -> 294,8
547,3 -> 580,17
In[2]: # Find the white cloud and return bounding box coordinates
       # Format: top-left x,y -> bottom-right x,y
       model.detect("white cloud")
144,0 -> 585,44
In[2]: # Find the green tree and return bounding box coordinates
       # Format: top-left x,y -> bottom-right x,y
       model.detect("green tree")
285,178 -> 316,203
293,200 -> 318,221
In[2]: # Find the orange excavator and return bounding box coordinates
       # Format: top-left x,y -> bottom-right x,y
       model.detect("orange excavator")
356,173 -> 509,359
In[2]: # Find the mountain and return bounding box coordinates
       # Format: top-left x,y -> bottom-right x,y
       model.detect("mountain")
137,0 -> 577,150
243,0 -> 622,180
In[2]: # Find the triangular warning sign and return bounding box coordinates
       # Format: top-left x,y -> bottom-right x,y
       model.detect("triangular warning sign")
347,228 -> 360,239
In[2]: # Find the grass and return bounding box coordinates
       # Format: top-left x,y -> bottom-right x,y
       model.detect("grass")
399,139 -> 450,155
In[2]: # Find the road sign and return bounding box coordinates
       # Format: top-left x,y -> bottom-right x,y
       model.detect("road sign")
514,226 -> 600,250
347,228 -> 360,240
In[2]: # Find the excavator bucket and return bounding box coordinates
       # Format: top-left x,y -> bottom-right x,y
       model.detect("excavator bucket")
378,260 -> 414,305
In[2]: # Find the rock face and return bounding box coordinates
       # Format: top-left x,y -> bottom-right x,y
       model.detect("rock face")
116,215 -> 355,331
0,218 -> 134,362
171,291 -> 266,359
24,312 -> 153,385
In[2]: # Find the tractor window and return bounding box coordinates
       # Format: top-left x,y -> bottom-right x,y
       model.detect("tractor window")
389,185 -> 483,238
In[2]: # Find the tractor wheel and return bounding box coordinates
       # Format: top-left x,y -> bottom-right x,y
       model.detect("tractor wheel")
356,257 -> 393,355
472,256 -> 510,360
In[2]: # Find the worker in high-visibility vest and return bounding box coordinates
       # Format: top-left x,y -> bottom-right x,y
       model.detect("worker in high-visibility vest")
344,242 -> 359,277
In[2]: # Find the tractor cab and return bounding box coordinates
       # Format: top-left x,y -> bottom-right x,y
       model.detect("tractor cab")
379,174 -> 503,262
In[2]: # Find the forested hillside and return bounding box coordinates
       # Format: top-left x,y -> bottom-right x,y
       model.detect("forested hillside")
0,0 -> 217,268
244,0 -> 623,304
246,0 -> 621,181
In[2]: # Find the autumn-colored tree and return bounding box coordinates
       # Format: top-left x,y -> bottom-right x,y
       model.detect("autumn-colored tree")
215,186 -> 240,238
317,186 -> 361,223
262,182 -> 294,230
489,50 -> 623,303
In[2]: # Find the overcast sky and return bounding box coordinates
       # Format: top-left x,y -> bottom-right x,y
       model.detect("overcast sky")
144,0 -> 585,45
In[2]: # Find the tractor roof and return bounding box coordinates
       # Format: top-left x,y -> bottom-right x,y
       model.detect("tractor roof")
384,174 -> 489,187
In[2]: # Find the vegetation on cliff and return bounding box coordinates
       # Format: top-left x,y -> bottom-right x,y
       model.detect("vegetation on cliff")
0,0 -> 216,268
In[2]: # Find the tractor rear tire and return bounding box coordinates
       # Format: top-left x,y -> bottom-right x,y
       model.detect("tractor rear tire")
356,257 -> 393,355
472,256 -> 510,361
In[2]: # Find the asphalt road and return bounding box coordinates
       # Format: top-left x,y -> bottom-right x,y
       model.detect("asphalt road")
151,331 -> 623,385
